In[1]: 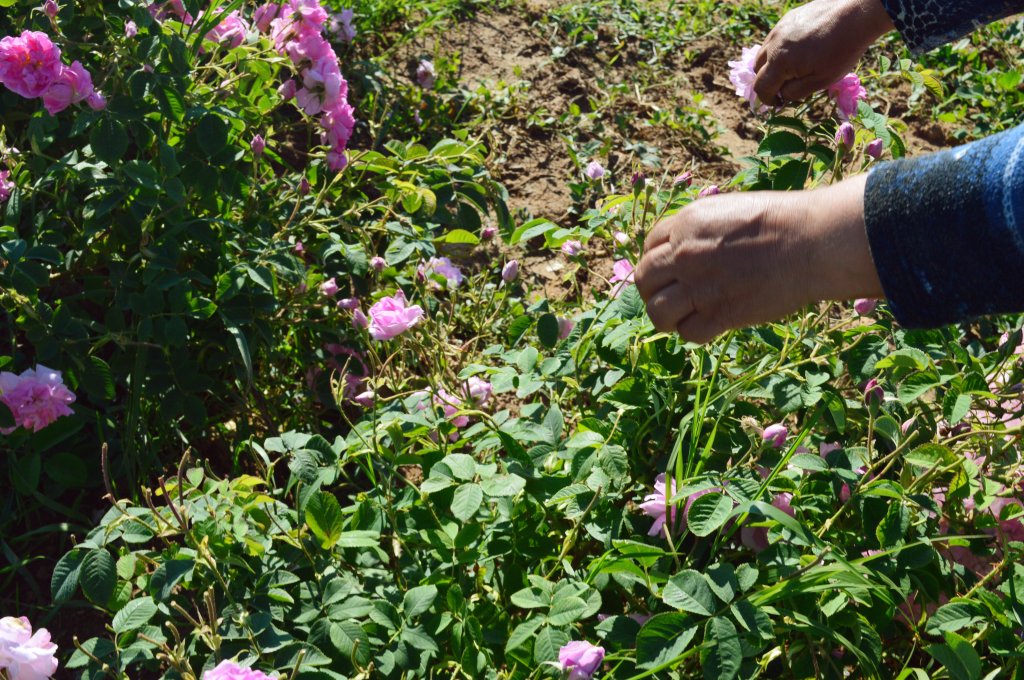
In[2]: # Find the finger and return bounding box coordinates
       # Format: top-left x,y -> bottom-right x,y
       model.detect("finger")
643,213 -> 680,254
752,57 -> 791,107
645,281 -> 693,333
753,40 -> 770,73
634,242 -> 678,301
676,311 -> 722,346
779,74 -> 829,103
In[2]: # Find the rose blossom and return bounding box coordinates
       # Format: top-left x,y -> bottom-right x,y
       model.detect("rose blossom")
251,134 -> 266,158
728,45 -> 768,112
204,10 -> 248,49
609,258 -> 634,297
319,277 -> 339,297
43,0 -> 58,19
501,259 -> 519,283
202,660 -> 275,680
0,170 -> 13,203
370,256 -> 387,271
740,492 -> 795,552
585,160 -> 605,180
434,388 -> 469,428
253,3 -> 280,33
0,616 -> 58,679
367,291 -> 424,341
0,366 -> 76,434
853,298 -> 877,315
125,20 -> 138,37
0,31 -> 64,99
827,73 -> 866,120
419,256 -> 464,289
836,122 -> 855,150
352,308 -> 368,329
336,297 -> 359,310
558,641 -> 605,680
639,473 -> 677,536
463,376 -> 492,407
613,231 -> 629,246
863,378 -> 884,405
328,9 -> 356,43
278,79 -> 297,100
561,240 -> 582,257
674,171 -> 692,187
481,226 -> 497,241
557,316 -> 574,340
41,61 -> 96,115
697,185 -> 720,198
865,139 -> 884,159
762,423 -> 787,448
416,59 -> 436,89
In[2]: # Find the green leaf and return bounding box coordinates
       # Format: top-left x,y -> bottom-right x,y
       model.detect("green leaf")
480,474 -> 526,497
686,493 -> 733,537
80,549 -> 116,605
875,347 -> 932,371
904,444 -> 955,469
898,372 -> 942,404
90,118 -> 128,165
925,602 -> 985,635
926,632 -> 981,680
150,560 -> 194,601
403,585 -> 438,618
757,131 -> 805,157
704,564 -> 738,604
546,596 -> 589,626
702,617 -> 741,680
435,229 -> 480,245
537,313 -> 560,349
330,621 -> 371,666
305,491 -> 345,550
506,617 -> 545,652
196,114 -> 229,156
636,613 -> 698,669
223,319 -> 253,385
662,570 -> 716,616
451,483 -> 484,522
533,625 -> 570,664
443,454 -> 477,481
51,549 -> 84,604
507,315 -> 533,344
112,597 -> 157,634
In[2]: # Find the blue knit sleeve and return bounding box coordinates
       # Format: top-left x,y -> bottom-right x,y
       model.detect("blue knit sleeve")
863,123 -> 1024,328
880,0 -> 1024,53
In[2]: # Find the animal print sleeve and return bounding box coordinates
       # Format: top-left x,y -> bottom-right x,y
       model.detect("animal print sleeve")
879,0 -> 1024,53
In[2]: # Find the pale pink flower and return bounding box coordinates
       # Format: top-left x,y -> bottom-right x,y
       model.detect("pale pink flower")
202,660 -> 275,680
368,291 -> 424,340
125,20 -> 138,37
43,0 -> 58,19
674,171 -> 692,187
740,492 -> 795,552
86,91 -> 106,111
205,10 -> 248,49
434,388 -> 469,428
148,0 -> 193,25
463,376 -> 492,408
352,308 -> 368,329
762,423 -> 787,448
585,160 -> 605,180
41,61 -> 96,115
697,185 -> 720,198
501,260 -> 519,283
638,473 -> 677,536
827,73 -> 866,121
253,3 -> 280,33
319,277 -> 339,297
727,45 -> 768,112
416,59 -> 436,89
0,31 -> 64,99
278,79 -> 297,100
0,366 -> 76,434
609,259 -> 635,297
0,616 -> 58,680
336,297 -> 359,310
328,9 -> 356,43
558,641 -> 605,680
561,240 -> 582,257
613,231 -> 628,246
419,256 -> 464,289
557,317 -> 574,340
370,256 -> 387,271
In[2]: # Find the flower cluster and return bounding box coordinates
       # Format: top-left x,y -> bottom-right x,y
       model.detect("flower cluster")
0,616 -> 58,679
0,30 -> 105,116
0,365 -> 76,434
259,0 -> 356,170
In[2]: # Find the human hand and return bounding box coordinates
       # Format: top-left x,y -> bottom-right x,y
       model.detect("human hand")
634,175 -> 884,344
753,0 -> 894,105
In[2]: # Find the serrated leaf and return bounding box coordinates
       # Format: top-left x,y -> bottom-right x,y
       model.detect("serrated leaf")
926,632 -> 981,680
687,493 -> 733,537
663,570 -> 716,616
443,454 -> 478,481
925,602 -> 985,635
480,474 -> 526,497
546,596 -> 589,626
305,491 -> 345,550
636,613 -> 698,669
81,549 -> 116,605
702,617 -> 741,680
704,564 -> 737,603
533,626 -> 570,664
90,118 -> 128,165
506,617 -> 544,652
403,585 -> 438,618
330,621 -> 371,666
51,549 -> 84,604
451,483 -> 483,522
435,229 -> 479,245
112,597 -> 157,634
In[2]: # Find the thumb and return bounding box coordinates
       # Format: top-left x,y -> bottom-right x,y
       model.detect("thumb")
752,57 -> 790,107
778,74 -> 829,103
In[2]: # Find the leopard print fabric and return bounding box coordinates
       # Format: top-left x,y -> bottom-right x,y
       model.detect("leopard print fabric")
881,0 -> 1024,53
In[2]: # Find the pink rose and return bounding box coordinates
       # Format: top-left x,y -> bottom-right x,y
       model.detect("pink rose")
0,169 -> 13,203
328,9 -> 356,42
0,616 -> 58,680
370,256 -> 387,271
727,45 -> 768,113
561,240 -> 582,257
865,139 -> 884,159
827,73 -> 866,121
557,316 -> 574,340
0,31 -> 64,99
435,388 -> 469,428
419,256 -> 463,289
558,641 -> 605,680
854,298 -> 877,315
740,492 -> 795,552
41,61 -> 95,116
367,291 -> 424,340
0,365 -> 76,434
416,59 -> 436,89
501,259 -> 519,283
125,20 -> 138,37
609,259 -> 635,297
202,660 -> 275,680
319,277 -> 339,297
835,122 -> 855,150
253,3 -> 280,33
638,473 -> 677,536
762,423 -> 787,448
697,185 -> 720,198
205,10 -> 248,49
463,376 -> 492,408
585,160 -> 605,180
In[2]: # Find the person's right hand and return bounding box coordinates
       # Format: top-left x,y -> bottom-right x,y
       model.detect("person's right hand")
753,0 -> 895,105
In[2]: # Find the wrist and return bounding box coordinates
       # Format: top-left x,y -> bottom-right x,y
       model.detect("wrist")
802,174 -> 885,302
852,0 -> 896,42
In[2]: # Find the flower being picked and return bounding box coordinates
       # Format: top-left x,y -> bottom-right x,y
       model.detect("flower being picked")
0,616 -> 58,679
0,365 -> 76,434
728,45 -> 768,113
558,641 -> 605,680
367,290 -> 424,341
827,73 -> 866,121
